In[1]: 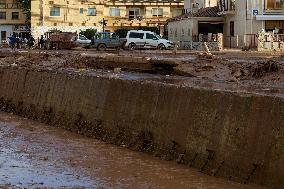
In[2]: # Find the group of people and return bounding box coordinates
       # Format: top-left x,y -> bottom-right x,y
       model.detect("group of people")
7,34 -> 36,50
7,34 -> 47,51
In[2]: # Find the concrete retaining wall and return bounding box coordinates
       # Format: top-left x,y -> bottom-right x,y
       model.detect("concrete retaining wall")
0,67 -> 283,189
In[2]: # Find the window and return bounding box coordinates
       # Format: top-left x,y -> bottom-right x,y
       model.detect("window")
152,8 -> 163,17
267,0 -> 284,10
50,7 -> 60,16
1,31 -> 6,42
0,11 -> 6,19
79,35 -> 88,40
129,32 -> 144,39
79,8 -> 84,14
129,8 -> 140,20
69,23 -> 73,26
172,8 -> 183,17
146,33 -> 157,39
109,8 -> 120,17
230,0 -> 236,10
88,8 -> 96,16
96,33 -> 111,39
0,0 -> 5,9
12,12 -> 19,20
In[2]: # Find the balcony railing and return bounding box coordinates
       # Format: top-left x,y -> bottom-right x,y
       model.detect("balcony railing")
128,15 -> 144,20
218,0 -> 235,12
0,3 -> 22,9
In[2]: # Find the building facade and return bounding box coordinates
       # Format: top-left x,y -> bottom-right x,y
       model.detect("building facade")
169,0 -> 284,49
31,0 -> 184,38
0,0 -> 27,43
184,0 -> 217,13
219,0 -> 284,47
168,1 -> 220,43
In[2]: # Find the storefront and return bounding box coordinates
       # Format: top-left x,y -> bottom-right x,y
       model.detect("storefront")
265,20 -> 284,33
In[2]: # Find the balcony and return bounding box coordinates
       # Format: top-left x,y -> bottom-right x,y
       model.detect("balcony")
0,3 -> 22,9
128,15 -> 145,21
218,0 -> 235,15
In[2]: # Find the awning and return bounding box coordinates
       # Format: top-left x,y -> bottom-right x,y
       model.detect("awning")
256,15 -> 284,20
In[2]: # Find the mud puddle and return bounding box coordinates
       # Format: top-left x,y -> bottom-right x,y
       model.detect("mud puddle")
0,112 -> 269,189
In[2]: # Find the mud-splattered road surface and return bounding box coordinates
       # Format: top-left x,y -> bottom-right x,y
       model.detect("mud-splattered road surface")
0,112 -> 268,189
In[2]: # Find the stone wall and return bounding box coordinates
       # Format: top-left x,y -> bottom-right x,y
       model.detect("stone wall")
0,67 -> 283,189
179,33 -> 223,51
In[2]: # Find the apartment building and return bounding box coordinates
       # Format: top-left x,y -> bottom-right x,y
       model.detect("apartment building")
0,0 -> 27,43
220,0 -> 284,47
31,0 -> 184,38
103,0 -> 184,34
31,0 -> 104,37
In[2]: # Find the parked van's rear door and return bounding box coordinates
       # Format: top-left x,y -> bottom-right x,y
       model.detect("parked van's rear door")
128,32 -> 145,48
145,33 -> 159,49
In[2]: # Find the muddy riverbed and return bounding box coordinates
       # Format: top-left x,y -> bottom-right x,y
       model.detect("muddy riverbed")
0,111 -> 268,189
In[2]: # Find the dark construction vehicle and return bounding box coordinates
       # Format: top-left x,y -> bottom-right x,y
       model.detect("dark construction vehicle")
45,30 -> 78,50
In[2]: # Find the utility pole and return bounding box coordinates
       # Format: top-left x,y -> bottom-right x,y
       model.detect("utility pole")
100,18 -> 108,32
103,18 -> 105,32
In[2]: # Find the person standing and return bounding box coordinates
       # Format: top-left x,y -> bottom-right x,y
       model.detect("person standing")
8,34 -> 16,51
39,35 -> 45,49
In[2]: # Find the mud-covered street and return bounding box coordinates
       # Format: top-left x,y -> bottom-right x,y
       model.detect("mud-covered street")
0,111 -> 267,189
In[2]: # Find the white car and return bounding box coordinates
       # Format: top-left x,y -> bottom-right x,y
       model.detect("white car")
72,34 -> 91,46
125,30 -> 174,50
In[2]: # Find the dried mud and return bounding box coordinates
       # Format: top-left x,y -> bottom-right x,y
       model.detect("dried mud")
0,50 -> 283,88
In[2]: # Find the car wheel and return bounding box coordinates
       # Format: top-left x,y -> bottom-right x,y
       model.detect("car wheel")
97,44 -> 106,51
129,43 -> 136,50
122,42 -> 127,50
158,44 -> 166,50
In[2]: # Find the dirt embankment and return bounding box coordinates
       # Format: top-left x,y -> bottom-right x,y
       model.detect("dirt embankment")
1,50 -> 283,87
174,53 -> 284,85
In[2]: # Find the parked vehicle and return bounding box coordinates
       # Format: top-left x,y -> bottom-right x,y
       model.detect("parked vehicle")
73,34 -> 91,46
45,31 -> 77,50
125,30 -> 174,50
45,30 -> 90,50
90,32 -> 126,51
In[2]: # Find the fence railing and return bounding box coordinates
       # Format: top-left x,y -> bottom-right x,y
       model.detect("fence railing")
223,34 -> 258,49
224,36 -> 240,48
192,34 -> 219,42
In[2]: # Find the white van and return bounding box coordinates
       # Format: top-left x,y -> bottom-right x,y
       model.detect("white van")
125,30 -> 174,50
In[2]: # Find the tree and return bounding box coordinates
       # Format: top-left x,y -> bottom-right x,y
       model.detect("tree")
80,29 -> 97,39
17,0 -> 31,26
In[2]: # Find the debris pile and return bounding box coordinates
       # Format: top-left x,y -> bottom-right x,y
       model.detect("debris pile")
0,50 -> 283,85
